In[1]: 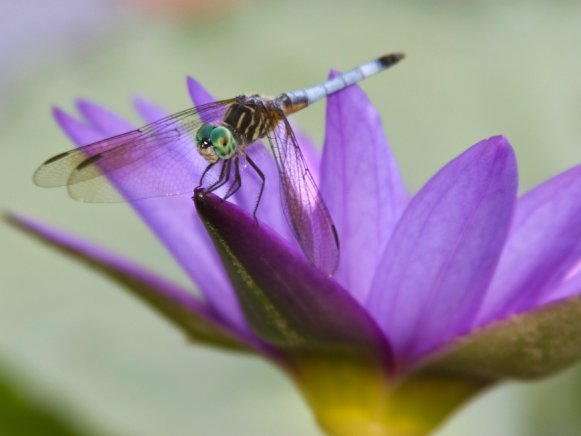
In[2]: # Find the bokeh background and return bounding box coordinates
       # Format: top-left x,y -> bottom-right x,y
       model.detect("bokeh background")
2,0 -> 581,435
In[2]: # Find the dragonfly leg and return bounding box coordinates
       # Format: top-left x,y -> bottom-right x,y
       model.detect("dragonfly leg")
224,155 -> 242,200
206,159 -> 232,193
244,154 -> 265,217
197,162 -> 216,189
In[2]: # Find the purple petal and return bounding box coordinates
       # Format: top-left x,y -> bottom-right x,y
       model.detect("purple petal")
133,95 -> 168,122
475,164 -> 581,326
54,105 -> 250,334
186,76 -> 292,242
538,260 -> 581,304
367,136 -> 517,364
187,76 -> 215,109
52,107 -> 106,144
6,212 -> 259,351
320,71 -> 407,303
77,98 -> 134,134
194,190 -> 393,368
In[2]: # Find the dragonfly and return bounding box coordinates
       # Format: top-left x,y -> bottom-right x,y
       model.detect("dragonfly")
34,53 -> 405,276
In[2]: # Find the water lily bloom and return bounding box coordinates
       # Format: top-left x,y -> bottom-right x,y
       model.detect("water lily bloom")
8,71 -> 581,436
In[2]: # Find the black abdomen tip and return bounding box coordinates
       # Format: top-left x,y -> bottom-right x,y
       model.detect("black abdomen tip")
378,53 -> 405,67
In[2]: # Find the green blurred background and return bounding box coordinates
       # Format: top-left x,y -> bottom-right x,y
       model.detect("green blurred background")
2,0 -> 581,434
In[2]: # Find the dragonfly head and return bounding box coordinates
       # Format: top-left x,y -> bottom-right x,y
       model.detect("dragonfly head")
195,123 -> 237,163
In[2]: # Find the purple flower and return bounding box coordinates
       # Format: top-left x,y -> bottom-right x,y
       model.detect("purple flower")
8,72 -> 581,435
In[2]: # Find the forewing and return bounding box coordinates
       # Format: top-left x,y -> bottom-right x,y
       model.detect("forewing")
268,114 -> 340,276
34,100 -> 234,202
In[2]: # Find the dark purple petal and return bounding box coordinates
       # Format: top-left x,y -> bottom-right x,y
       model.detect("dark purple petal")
53,106 -> 249,334
475,164 -> 581,326
421,293 -> 581,380
367,136 -> 517,364
186,77 -> 292,242
6,212 -> 259,352
194,190 -> 393,368
320,71 -> 407,303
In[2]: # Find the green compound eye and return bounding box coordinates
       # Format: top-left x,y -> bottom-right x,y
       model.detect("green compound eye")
196,123 -> 216,147
210,126 -> 236,159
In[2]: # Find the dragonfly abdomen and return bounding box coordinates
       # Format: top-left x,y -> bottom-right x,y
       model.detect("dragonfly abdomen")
280,53 -> 404,115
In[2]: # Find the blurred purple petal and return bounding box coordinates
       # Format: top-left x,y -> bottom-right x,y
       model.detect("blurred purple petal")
187,75 -> 215,109
77,98 -> 134,133
475,164 -> 581,326
367,136 -> 517,363
54,105 -> 250,334
6,211 -> 257,351
53,107 -> 106,145
133,95 -> 168,121
538,260 -> 581,304
194,190 -> 393,368
320,71 -> 407,303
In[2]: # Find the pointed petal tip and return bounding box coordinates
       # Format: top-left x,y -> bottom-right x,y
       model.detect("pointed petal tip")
4,211 -> 54,241
193,187 -> 212,207
132,95 -> 168,124
51,107 -> 85,138
131,94 -> 159,109
75,98 -> 119,121
186,75 -> 199,89
485,134 -> 511,148
187,76 -> 215,107
74,98 -> 133,134
6,211 -> 44,232
75,98 -> 104,122
194,189 -> 242,228
131,94 -> 148,107
52,106 -> 73,125
466,135 -> 516,172
3,210 -> 18,225
74,97 -> 94,113
51,105 -> 65,117
73,97 -> 110,117
478,135 -> 515,158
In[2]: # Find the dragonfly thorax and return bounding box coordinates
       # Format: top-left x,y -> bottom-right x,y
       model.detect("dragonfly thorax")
195,97 -> 280,164
195,123 -> 237,163
223,97 -> 278,143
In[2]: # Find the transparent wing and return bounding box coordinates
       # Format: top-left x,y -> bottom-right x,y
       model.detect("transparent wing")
267,113 -> 340,276
33,100 -> 235,202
